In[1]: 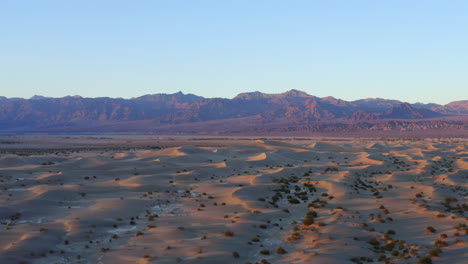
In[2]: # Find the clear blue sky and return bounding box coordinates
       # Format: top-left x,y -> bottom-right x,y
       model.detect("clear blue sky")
1,0 -> 467,104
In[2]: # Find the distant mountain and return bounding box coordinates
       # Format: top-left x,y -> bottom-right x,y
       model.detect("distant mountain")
381,103 -> 443,119
234,89 -> 313,101
134,91 -> 203,104
29,95 -> 52,100
352,98 -> 404,113
433,100 -> 468,115
0,92 -> 200,128
0,90 -> 466,137
0,96 -> 21,105
346,110 -> 378,121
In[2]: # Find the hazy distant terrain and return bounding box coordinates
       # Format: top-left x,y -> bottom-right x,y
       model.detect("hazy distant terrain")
1,90 -> 466,137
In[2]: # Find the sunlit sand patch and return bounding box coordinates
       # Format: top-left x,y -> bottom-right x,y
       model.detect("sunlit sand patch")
227,175 -> 256,186
118,177 -> 143,187
254,140 -> 310,152
27,185 -> 53,199
308,142 -> 357,152
350,152 -> 384,165
247,152 -> 267,161
136,148 -> 185,158
36,171 -> 62,180
3,234 -> 30,250
112,153 -> 128,159
366,142 -> 387,150
203,162 -> 227,168
261,167 -> 284,174
455,159 -> 468,170
60,219 -> 75,233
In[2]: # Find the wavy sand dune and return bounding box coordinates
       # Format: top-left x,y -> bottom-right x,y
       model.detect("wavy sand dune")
0,139 -> 466,264
308,142 -> 358,152
247,152 -> 267,161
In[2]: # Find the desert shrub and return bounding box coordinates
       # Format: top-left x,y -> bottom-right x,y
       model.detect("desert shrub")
386,229 -> 396,235
384,242 -> 395,251
287,232 -> 301,241
277,247 -> 287,254
260,249 -> 270,255
302,218 -> 314,226
418,256 -> 432,264
306,211 -> 318,218
224,231 -> 234,237
429,248 -> 442,257
434,240 -> 448,247
288,198 -> 300,204
232,251 -> 240,258
368,238 -> 380,246
426,226 -> 436,233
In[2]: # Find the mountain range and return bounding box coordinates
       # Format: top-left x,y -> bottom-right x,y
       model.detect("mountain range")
0,90 -> 467,137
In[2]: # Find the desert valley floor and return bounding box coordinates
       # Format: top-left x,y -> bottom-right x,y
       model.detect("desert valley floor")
0,136 -> 466,264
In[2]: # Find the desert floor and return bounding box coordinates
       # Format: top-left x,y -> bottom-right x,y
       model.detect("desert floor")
0,136 -> 466,264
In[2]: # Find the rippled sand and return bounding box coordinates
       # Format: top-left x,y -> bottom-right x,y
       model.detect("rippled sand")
0,138 -> 466,264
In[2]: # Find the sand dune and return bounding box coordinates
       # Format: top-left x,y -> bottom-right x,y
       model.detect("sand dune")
0,138 -> 466,264
247,152 -> 267,161
308,142 -> 358,152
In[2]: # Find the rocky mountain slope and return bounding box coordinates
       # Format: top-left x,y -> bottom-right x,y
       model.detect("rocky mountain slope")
0,90 -> 466,136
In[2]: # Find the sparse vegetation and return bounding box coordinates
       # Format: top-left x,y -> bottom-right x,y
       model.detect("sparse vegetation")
418,256 -> 432,264
277,247 -> 287,254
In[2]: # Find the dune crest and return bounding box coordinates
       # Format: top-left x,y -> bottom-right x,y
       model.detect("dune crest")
247,152 -> 267,161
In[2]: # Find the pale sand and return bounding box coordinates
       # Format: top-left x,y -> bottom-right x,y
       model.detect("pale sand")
0,138 -> 466,264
